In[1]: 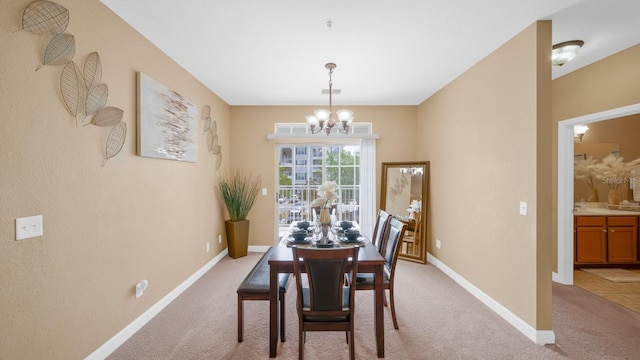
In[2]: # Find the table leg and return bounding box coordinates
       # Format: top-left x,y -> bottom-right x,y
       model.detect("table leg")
375,265 -> 384,357
269,266 -> 278,357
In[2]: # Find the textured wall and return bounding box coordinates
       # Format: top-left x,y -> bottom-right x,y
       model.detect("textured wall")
417,22 -> 553,330
0,1 -> 228,358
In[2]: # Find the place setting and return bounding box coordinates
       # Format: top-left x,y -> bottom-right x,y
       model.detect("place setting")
284,219 -> 367,248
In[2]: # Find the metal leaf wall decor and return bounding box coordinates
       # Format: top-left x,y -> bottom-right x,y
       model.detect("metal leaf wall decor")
39,32 -> 75,70
85,84 -> 108,116
60,61 -> 86,121
202,106 -> 212,132
83,52 -> 102,90
104,121 -> 127,164
22,1 -> 69,35
200,104 -> 222,170
21,1 -> 127,164
91,107 -> 123,127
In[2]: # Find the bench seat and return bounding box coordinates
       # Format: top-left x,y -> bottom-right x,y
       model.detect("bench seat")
237,247 -> 291,342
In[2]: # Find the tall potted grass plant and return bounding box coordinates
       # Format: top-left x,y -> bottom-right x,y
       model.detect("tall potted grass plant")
218,169 -> 261,258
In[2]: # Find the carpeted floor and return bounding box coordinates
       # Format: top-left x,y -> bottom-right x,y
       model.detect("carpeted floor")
107,252 -> 640,360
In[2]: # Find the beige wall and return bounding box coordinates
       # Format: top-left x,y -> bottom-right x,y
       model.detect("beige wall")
417,22 -> 553,329
0,1 -> 228,359
229,106 -> 417,245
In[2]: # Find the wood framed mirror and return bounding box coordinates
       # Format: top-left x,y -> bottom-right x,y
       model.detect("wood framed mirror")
380,161 -> 429,264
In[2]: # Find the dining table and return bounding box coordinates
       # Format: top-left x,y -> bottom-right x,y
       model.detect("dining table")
268,235 -> 386,357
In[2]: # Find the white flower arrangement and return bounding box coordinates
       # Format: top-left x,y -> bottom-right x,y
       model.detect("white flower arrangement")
310,181 -> 339,208
595,154 -> 640,190
407,200 -> 422,217
574,156 -> 600,189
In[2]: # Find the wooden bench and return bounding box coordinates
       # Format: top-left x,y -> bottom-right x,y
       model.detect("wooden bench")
237,247 -> 292,342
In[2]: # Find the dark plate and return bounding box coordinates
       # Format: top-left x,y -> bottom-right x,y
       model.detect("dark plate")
315,240 -> 335,248
339,236 -> 367,244
287,236 -> 312,244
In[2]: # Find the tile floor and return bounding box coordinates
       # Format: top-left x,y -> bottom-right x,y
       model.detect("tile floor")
573,268 -> 640,314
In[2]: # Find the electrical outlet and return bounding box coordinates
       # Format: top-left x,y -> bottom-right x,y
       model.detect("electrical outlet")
135,279 -> 148,299
15,215 -> 43,240
218,234 -> 222,244
262,187 -> 268,196
436,238 -> 441,249
206,242 -> 210,252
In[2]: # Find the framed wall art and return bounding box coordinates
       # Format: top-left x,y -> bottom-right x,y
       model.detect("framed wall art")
137,72 -> 197,162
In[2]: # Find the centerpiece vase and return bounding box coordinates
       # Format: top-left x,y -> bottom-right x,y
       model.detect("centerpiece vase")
608,188 -> 620,205
319,208 -> 332,243
587,187 -> 599,202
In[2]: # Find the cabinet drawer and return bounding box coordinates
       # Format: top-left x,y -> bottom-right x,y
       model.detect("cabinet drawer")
607,216 -> 638,226
575,216 -> 606,227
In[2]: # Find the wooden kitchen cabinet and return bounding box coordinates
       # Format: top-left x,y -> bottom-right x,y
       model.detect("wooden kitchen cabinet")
574,215 -> 639,266
607,216 -> 638,263
575,216 -> 607,264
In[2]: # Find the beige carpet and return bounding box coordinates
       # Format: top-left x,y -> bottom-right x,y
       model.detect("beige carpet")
581,268 -> 640,282
106,253 -> 640,359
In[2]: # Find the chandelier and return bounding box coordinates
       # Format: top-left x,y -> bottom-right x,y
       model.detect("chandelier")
305,63 -> 354,135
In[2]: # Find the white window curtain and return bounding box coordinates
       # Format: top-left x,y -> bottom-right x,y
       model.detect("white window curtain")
359,138 -> 376,238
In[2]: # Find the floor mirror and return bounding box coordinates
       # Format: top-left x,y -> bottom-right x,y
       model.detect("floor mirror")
380,161 -> 429,264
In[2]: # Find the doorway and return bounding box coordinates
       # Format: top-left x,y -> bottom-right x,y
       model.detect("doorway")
556,103 -> 640,285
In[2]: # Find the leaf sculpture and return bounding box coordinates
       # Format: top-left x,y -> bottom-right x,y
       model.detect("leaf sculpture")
105,121 -> 127,163
91,107 -> 123,127
201,105 -> 211,120
85,84 -> 108,115
215,150 -> 222,170
207,132 -> 217,154
22,0 -> 69,35
83,52 -> 102,90
39,32 -> 75,70
204,115 -> 212,133
60,61 -> 86,121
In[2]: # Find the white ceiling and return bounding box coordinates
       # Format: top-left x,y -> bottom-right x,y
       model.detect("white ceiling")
101,0 -> 640,106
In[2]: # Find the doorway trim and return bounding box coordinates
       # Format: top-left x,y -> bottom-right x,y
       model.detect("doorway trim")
555,103 -> 640,285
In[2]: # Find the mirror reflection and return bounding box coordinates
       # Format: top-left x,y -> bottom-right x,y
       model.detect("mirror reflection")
381,161 -> 429,263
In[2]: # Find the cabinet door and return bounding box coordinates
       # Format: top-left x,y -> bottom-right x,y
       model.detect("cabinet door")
575,227 -> 607,263
608,226 -> 638,263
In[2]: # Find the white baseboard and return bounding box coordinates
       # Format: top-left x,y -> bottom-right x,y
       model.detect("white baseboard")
85,249 -> 229,360
427,252 -> 555,345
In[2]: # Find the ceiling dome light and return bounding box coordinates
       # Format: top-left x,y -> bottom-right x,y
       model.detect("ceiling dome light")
552,40 -> 584,66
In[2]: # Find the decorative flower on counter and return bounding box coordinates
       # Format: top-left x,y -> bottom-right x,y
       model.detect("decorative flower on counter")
574,155 -> 600,189
310,181 -> 339,208
596,154 -> 640,190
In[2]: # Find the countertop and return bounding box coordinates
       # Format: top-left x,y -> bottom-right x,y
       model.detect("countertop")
574,208 -> 640,216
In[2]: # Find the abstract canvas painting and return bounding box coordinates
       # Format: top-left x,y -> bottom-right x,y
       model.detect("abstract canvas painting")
137,72 -> 197,162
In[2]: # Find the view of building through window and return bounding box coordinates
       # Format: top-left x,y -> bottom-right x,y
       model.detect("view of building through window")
278,144 -> 360,235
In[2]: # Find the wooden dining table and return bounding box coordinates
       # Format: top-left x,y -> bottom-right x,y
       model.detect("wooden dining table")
268,239 -> 386,357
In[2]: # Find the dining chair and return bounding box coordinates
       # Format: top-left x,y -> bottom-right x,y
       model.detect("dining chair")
353,217 -> 406,329
292,246 -> 360,360
371,209 -> 392,254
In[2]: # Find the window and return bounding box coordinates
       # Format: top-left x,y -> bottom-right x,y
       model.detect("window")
278,144 -> 361,234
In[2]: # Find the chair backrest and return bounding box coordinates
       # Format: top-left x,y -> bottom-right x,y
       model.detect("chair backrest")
382,218 -> 407,273
371,210 -> 392,254
292,246 -> 360,314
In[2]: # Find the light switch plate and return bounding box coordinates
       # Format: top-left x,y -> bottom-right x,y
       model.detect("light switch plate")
15,215 -> 43,240
519,201 -> 528,216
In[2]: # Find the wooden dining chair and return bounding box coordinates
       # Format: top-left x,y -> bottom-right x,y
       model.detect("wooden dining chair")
292,246 -> 360,360
371,209 -> 392,254
353,217 -> 406,329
